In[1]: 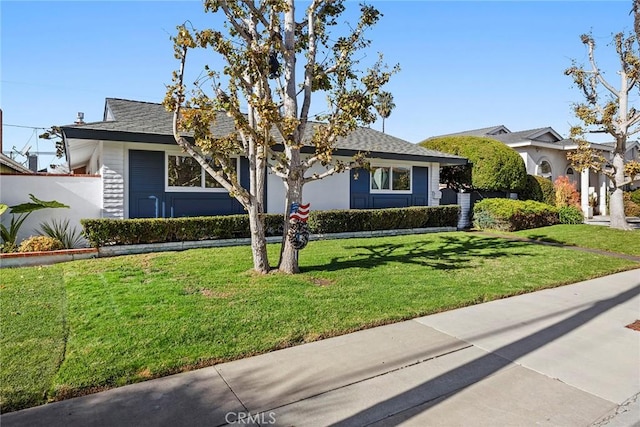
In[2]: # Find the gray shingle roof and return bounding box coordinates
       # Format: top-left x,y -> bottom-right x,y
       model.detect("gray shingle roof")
430,125 -> 509,139
63,98 -> 466,163
428,126 -> 565,145
488,128 -> 554,144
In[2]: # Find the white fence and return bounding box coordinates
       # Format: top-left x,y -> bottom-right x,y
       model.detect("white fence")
0,175 -> 102,245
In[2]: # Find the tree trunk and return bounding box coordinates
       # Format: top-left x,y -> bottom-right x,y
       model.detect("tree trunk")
279,163 -> 303,274
278,0 -> 303,274
247,118 -> 270,273
609,152 -> 631,230
247,203 -> 270,273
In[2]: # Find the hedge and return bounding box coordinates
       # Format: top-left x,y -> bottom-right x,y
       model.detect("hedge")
419,136 -> 527,192
473,198 -> 565,232
81,214 -> 284,247
81,206 -> 460,247
308,206 -> 460,234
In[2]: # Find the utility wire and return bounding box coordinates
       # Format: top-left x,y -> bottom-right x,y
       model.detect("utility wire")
3,123 -> 47,129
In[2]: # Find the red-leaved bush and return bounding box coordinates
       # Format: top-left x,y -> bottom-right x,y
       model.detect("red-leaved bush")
554,176 -> 580,208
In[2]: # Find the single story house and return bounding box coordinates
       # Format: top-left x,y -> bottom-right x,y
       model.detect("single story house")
432,125 -> 640,216
0,153 -> 35,175
60,98 -> 467,219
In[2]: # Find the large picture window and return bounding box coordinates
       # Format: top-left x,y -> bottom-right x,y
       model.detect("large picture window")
371,166 -> 411,192
167,154 -> 236,191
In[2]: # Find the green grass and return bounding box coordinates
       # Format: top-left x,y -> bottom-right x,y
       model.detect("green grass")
0,267 -> 67,410
1,231 -> 637,412
512,224 -> 640,257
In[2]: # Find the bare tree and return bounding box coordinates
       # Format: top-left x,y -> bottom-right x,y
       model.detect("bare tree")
565,26 -> 640,230
164,0 -> 398,273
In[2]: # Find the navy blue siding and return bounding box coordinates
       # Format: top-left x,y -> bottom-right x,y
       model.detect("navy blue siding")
350,166 -> 429,209
129,150 -> 165,218
128,150 -> 246,218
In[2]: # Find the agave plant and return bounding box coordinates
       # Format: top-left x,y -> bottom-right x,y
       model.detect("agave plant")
38,218 -> 85,249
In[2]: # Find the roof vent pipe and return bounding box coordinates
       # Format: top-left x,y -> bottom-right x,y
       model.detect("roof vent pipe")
75,112 -> 85,125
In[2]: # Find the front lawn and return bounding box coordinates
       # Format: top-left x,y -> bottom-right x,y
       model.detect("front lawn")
512,224 -> 640,257
1,232 -> 637,412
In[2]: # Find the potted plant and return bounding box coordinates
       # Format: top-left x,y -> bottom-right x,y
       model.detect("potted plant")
588,193 -> 598,218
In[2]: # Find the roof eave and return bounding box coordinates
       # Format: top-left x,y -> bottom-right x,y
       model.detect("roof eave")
62,127 -> 181,145
63,128 -> 468,165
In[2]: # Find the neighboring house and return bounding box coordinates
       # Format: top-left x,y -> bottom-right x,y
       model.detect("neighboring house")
60,98 -> 467,219
431,125 -> 640,216
0,153 -> 35,174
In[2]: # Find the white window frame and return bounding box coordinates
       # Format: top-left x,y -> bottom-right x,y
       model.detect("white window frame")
165,152 -> 239,193
369,163 -> 413,194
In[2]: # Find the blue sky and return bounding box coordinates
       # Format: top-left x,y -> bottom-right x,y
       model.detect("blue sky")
0,1 -> 634,170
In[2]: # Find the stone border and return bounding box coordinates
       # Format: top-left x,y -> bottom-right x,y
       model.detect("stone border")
1,227 -> 457,267
0,248 -> 99,268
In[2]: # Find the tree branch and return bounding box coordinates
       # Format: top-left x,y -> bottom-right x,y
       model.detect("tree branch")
169,43 -> 250,207
243,0 -> 271,30
299,0 -> 321,125
219,1 -> 255,44
585,37 -> 620,97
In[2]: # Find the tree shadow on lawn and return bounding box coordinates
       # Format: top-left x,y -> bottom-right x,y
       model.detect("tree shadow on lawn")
301,235 -> 535,273
519,234 -> 569,246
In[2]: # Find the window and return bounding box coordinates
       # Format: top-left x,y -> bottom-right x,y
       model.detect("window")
538,160 -> 552,180
371,166 -> 411,192
167,154 -> 236,191
566,166 -> 578,186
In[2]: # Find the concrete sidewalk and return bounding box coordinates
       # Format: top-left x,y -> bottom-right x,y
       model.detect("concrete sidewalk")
3,270 -> 639,426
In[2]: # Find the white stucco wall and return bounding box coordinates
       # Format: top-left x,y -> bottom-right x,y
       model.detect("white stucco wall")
514,147 -> 574,183
266,160 -> 351,213
0,175 -> 102,244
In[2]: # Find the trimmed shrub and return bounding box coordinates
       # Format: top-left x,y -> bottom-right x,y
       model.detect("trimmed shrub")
624,191 -> 640,217
82,206 -> 460,247
558,206 -> 584,224
18,236 -> 64,252
536,176 -> 556,206
308,206 -> 460,234
82,214 -> 284,247
420,136 -> 527,192
473,198 -> 559,232
519,174 -> 544,202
